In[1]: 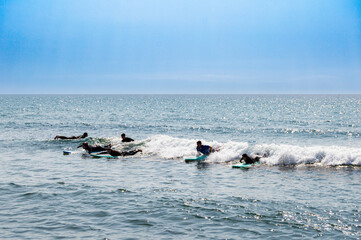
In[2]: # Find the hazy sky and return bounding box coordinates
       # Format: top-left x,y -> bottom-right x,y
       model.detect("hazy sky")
0,0 -> 360,94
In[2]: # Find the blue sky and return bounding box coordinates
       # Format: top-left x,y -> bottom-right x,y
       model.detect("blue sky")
0,0 -> 360,94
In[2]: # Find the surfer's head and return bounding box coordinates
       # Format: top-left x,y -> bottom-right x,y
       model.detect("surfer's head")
121,133 -> 126,139
197,141 -> 202,148
82,132 -> 88,138
241,154 -> 249,160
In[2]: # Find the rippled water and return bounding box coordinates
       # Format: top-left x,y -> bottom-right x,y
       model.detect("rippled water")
0,95 -> 360,239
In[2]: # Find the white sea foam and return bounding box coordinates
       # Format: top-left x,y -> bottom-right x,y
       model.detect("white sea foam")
110,135 -> 361,166
258,143 -> 361,166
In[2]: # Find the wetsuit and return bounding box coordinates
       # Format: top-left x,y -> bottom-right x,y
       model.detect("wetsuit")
55,133 -> 87,140
55,135 -> 82,140
197,145 -> 212,155
85,145 -> 110,153
108,149 -> 141,156
241,155 -> 261,164
122,137 -> 134,142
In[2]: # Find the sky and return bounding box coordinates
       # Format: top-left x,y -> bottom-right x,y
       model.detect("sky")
0,0 -> 360,94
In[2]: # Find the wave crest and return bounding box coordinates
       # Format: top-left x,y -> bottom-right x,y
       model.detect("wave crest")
100,135 -> 361,166
125,135 -> 361,166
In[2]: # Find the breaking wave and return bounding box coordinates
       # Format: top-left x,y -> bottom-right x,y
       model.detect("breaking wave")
106,135 -> 361,166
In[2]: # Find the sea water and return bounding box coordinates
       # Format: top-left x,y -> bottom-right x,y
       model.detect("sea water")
0,94 -> 360,239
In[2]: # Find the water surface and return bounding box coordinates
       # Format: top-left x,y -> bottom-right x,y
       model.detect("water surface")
0,95 -> 360,239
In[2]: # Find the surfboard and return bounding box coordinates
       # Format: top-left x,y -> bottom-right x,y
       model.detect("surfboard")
184,155 -> 207,163
232,162 -> 260,168
89,154 -> 118,159
63,150 -> 102,155
63,150 -> 72,155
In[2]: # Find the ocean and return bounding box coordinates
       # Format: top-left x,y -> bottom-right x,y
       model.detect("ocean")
0,94 -> 360,239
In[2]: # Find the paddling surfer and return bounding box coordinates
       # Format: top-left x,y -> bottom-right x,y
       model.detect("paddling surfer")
106,149 -> 142,157
240,153 -> 268,164
54,132 -> 88,140
78,142 -> 112,154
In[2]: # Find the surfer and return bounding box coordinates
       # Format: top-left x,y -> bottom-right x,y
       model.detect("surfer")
54,132 -> 88,140
106,149 -> 142,157
196,141 -> 219,155
240,153 -> 265,164
78,142 -> 112,153
121,133 -> 134,142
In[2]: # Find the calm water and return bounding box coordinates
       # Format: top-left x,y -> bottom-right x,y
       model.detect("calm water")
0,95 -> 360,239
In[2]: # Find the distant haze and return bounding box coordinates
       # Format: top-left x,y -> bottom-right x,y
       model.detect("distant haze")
0,0 -> 360,94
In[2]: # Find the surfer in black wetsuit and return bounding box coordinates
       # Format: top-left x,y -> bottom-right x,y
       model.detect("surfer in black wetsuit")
106,149 -> 142,156
240,153 -> 267,164
121,133 -> 134,142
54,132 -> 88,140
78,142 -> 112,153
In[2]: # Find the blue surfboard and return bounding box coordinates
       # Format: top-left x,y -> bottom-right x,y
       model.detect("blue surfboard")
63,150 -> 72,155
63,150 -> 102,155
232,162 -> 260,168
185,155 -> 207,163
90,154 -> 118,159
